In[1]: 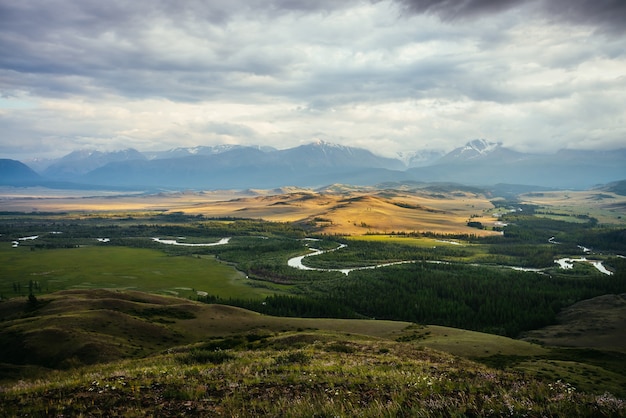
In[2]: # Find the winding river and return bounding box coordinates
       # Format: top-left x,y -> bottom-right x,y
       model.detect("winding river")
287,239 -> 615,276
151,235 -> 614,277
287,243 -> 416,275
554,257 -> 613,275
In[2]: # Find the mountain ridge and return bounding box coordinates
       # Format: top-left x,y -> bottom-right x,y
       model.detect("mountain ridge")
0,159 -> 42,185
4,140 -> 625,190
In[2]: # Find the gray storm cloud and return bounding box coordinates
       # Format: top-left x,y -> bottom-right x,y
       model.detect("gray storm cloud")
393,0 -> 626,32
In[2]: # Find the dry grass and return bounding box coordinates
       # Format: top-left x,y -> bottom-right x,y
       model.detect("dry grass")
1,188 -> 501,236
2,327 -> 623,417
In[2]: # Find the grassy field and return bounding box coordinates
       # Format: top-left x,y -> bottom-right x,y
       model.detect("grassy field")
0,245 -> 279,300
0,290 -> 624,417
401,324 -> 548,358
520,190 -> 626,225
347,234 -> 469,247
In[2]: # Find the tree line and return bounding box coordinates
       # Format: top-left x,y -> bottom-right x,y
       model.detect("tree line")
199,257 -> 626,338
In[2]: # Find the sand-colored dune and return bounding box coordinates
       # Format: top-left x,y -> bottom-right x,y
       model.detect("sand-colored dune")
0,186 -> 500,236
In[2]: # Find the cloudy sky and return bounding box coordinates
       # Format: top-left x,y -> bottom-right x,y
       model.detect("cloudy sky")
1,0 -> 625,160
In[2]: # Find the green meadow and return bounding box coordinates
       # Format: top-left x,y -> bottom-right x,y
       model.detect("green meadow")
348,234 -> 467,247
0,245 -> 278,300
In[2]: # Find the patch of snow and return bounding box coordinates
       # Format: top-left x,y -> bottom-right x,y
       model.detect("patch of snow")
468,139 -> 501,154
97,238 -> 110,243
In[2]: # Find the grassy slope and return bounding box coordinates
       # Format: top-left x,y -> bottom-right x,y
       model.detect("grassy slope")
1,289 -> 625,417
0,289 -> 409,377
3,335 -> 623,417
522,293 -> 626,353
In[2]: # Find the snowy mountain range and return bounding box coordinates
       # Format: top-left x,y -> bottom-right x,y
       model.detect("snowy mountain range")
3,140 -> 625,190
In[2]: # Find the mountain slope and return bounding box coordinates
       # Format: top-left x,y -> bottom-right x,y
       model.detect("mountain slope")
0,159 -> 43,185
43,148 -> 146,180
436,139 -> 529,164
598,180 -> 626,196
278,140 -> 404,170
145,144 -> 277,160
81,142 -> 408,189
409,141 -> 626,189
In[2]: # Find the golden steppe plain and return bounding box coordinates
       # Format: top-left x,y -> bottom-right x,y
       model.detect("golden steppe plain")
4,186 -> 624,235
0,186 -> 502,236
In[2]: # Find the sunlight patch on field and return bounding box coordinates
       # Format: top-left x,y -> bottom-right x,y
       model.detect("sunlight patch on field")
520,191 -> 626,225
348,235 -> 466,247
2,187 -> 501,236
179,190 -> 500,236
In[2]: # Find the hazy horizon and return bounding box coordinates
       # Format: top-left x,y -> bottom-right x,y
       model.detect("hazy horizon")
9,138 -> 626,166
1,0 -> 625,160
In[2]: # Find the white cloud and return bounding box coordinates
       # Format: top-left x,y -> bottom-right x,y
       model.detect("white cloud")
0,0 -> 624,159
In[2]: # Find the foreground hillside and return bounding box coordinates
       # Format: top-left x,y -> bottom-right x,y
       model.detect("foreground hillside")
1,290 -> 625,416
523,293 -> 626,352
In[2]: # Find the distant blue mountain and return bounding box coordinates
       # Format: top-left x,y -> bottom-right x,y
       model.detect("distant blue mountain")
43,148 -> 146,180
0,159 -> 43,185
408,141 -> 626,189
7,140 -> 626,190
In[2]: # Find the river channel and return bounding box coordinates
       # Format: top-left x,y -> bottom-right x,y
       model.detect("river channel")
286,240 -> 615,276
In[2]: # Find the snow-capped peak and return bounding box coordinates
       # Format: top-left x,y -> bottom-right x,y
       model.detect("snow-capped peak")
311,139 -> 344,149
464,139 -> 501,155
437,139 -> 505,163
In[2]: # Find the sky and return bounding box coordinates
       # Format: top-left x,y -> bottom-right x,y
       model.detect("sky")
1,0 -> 625,160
